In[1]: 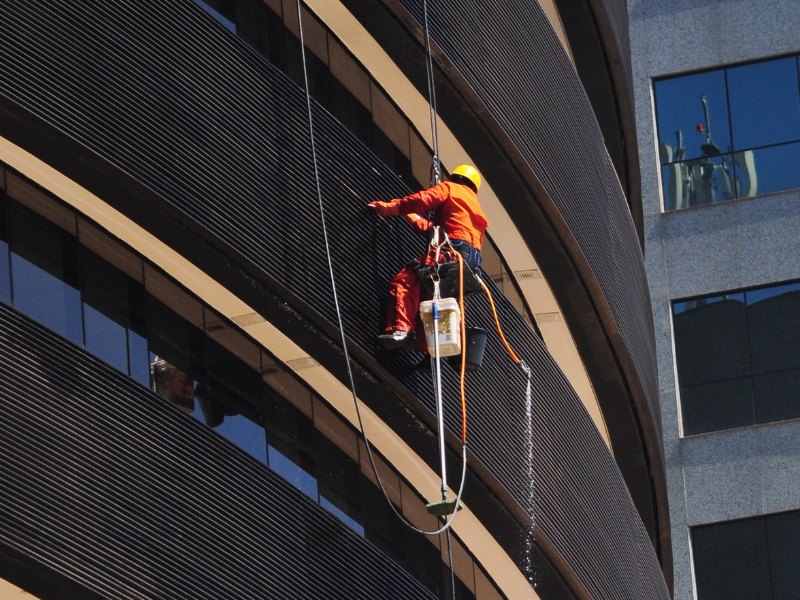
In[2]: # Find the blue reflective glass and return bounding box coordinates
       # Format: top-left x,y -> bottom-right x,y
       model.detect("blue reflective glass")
214,414 -> 267,464
129,330 -> 150,386
320,496 -> 365,535
0,240 -> 10,305
746,280 -> 800,305
727,57 -> 800,150
11,254 -> 82,345
655,70 -> 731,164
733,142 -> 800,198
268,445 -> 318,499
84,303 -> 128,373
661,154 -> 736,210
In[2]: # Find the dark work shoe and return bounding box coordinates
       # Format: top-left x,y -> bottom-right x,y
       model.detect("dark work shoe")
378,330 -> 418,351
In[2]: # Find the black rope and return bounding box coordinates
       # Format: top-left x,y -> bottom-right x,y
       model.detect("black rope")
422,0 -> 441,185
294,0 -> 466,538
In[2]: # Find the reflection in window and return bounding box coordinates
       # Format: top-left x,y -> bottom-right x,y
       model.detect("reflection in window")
656,54 -> 800,210
674,282 -> 800,434
692,510 -> 800,600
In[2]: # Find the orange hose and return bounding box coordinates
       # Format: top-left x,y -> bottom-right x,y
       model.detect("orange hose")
479,278 -> 521,364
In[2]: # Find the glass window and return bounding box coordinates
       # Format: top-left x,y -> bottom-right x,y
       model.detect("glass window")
673,293 -> 749,386
268,445 -> 318,499
661,154 -> 736,211
692,510 -> 800,600
734,142 -> 800,198
6,173 -> 76,235
213,413 -> 267,464
746,281 -> 800,423
9,203 -> 82,345
147,293 -> 206,414
315,430 -> 362,527
656,54 -> 800,209
655,70 -> 731,164
727,57 -> 800,150
204,333 -> 264,422
692,517 -> 771,600
82,249 -> 138,374
674,281 -> 800,434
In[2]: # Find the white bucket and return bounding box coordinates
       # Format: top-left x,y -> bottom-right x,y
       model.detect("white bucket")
419,298 -> 462,357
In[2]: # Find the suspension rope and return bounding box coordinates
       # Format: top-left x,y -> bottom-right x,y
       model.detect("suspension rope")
422,0 -> 441,185
295,0 -> 465,538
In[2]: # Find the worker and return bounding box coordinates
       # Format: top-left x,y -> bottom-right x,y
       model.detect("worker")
369,165 -> 489,351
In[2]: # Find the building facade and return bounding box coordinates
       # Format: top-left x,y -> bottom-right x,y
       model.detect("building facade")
630,0 -> 800,598
0,1 -> 669,598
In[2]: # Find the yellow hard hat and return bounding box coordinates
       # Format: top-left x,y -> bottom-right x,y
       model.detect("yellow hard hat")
450,164 -> 481,192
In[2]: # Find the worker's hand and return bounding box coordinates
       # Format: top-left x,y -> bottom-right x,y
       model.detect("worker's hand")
368,201 -> 400,217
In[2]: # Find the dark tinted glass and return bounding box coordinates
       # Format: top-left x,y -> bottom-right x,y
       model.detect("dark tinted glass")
9,204 -> 82,345
766,511 -> 800,599
404,525 -> 444,597
673,294 -> 749,386
692,518 -> 772,600
734,142 -> 800,198
746,282 -> 800,374
681,377 -> 754,434
752,370 -> 800,423
655,70 -> 731,163
727,57 -> 800,150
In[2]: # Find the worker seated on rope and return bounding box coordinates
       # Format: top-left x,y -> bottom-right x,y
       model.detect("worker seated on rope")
368,164 -> 489,351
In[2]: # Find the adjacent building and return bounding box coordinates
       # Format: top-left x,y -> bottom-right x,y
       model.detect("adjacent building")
630,0 -> 800,598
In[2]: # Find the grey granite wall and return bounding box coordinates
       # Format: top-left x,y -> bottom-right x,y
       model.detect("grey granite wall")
628,0 -> 800,598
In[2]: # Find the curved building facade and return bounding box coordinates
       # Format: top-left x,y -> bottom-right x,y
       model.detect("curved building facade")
0,1 -> 670,599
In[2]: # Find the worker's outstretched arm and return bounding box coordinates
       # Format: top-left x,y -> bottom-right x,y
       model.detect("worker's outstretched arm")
368,183 -> 449,217
404,213 -> 433,236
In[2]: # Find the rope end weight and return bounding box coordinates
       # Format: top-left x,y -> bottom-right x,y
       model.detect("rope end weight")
426,498 -> 464,517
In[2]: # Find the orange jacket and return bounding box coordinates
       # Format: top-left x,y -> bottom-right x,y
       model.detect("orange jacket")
386,182 -> 489,251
